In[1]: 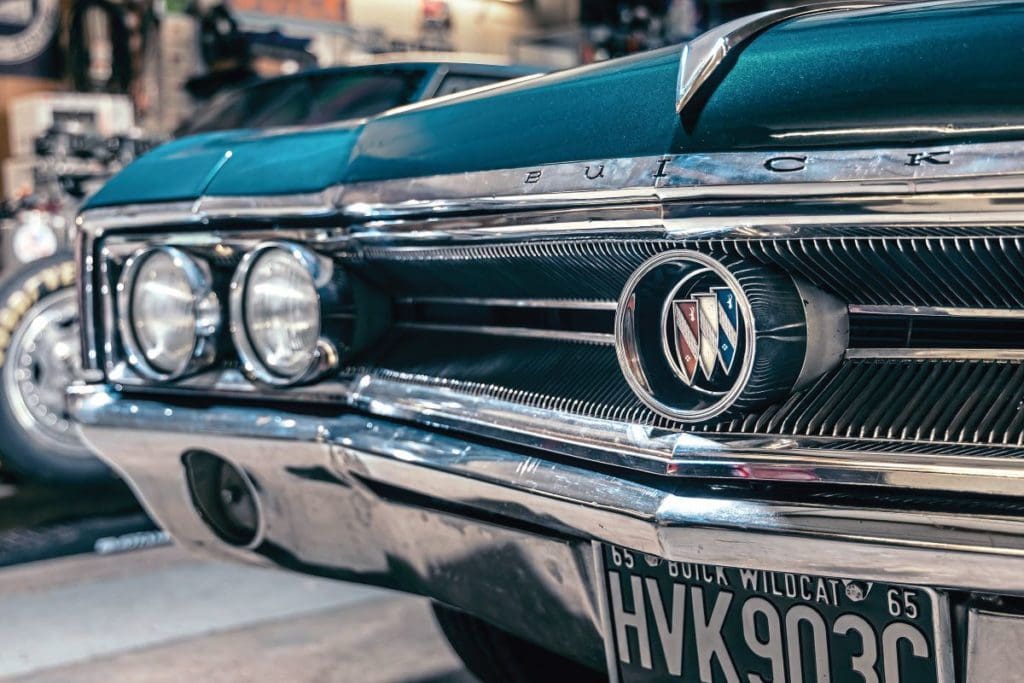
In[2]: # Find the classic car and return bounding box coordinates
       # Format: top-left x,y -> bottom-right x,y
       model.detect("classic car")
69,1 -> 1024,680
0,58 -> 533,485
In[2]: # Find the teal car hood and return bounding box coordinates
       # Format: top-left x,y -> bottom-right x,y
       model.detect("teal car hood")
87,0 -> 1024,209
86,122 -> 364,209
347,0 -> 1024,183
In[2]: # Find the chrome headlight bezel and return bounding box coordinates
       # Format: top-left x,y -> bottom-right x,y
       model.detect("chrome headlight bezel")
229,241 -> 338,387
116,246 -> 221,381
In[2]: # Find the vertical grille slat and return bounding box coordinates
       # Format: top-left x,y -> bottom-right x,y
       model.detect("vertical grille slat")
361,331 -> 1024,451
891,364 -> 947,440
981,365 -> 1024,444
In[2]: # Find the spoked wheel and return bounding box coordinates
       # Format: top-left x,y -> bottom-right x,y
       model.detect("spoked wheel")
0,252 -> 111,484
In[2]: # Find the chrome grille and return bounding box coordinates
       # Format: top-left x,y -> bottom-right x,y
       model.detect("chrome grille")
354,239 -> 664,299
89,222 -> 1024,457
343,227 -> 1024,453
719,234 -> 1024,307
75,141 -> 1024,493
353,228 -> 1024,308
359,334 -> 1024,449
713,359 -> 1024,447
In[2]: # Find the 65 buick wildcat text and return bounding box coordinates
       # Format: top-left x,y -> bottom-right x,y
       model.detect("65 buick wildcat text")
603,546 -> 937,682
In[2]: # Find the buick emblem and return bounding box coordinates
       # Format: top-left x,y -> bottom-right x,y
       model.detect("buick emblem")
671,287 -> 739,385
615,250 -> 848,423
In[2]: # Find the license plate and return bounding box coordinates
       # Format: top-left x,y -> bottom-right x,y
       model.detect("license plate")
596,543 -> 952,682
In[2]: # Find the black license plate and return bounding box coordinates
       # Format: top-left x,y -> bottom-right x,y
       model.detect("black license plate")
597,544 -> 951,682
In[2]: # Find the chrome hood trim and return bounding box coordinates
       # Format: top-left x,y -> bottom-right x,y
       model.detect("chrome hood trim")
78,139 -> 1024,231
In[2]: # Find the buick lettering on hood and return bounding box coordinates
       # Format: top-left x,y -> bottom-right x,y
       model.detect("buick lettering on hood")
70,2 -> 1024,681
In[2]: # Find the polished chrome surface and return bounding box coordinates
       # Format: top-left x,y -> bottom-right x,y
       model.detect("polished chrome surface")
115,246 -> 221,381
70,384 -> 606,671
191,191 -> 336,218
394,321 -> 615,345
228,241 -> 339,387
849,304 -> 1024,319
73,138 -> 1024,491
348,373 -> 1024,496
966,608 -> 1024,683
72,141 -> 1024,229
614,250 -> 758,422
338,141 -> 1024,219
846,348 -> 1024,360
395,296 -> 618,310
793,276 -> 850,388
67,384 -> 1024,594
5,289 -> 82,453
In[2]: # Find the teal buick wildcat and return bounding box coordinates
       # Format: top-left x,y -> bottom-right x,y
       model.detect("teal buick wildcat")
71,2 -> 1024,681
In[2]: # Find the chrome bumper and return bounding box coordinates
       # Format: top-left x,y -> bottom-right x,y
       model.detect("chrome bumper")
69,384 -> 1024,674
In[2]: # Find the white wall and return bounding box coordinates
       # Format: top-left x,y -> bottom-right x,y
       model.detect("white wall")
346,0 -> 539,56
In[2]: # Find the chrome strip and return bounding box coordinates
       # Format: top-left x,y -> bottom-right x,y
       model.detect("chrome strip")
195,191 -> 337,218
349,374 -> 1024,497
966,609 -> 1024,681
393,322 -> 616,346
592,540 -> 621,683
850,304 -> 1024,319
78,192 -> 335,234
78,200 -> 199,233
67,384 -> 1024,592
395,297 -> 618,311
76,140 -> 1024,231
338,141 -> 1024,219
846,348 -> 1024,360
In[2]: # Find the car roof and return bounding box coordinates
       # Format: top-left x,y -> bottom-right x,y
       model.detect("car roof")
240,59 -> 541,91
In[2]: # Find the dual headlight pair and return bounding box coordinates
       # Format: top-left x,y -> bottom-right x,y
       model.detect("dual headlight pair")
117,242 -> 336,386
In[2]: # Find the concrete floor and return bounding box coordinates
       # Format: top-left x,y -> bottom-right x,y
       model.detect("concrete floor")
0,545 -> 477,682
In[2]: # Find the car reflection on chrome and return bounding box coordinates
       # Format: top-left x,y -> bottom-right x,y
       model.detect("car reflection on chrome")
69,1 -> 1024,681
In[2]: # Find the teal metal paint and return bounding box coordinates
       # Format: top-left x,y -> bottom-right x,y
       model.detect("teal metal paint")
86,0 -> 1024,208
86,131 -> 242,208
348,0 -> 1024,183
202,124 -> 362,197
85,123 -> 364,208
688,0 -> 1024,150
346,46 -> 686,184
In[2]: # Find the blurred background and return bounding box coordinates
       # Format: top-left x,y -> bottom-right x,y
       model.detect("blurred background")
0,0 -> 806,198
0,1 -> 796,680
0,0 -> 812,267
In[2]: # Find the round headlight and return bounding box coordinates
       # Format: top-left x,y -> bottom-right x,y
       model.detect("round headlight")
231,242 -> 335,386
118,247 -> 220,380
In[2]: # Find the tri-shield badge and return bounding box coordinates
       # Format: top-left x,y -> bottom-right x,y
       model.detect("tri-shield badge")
694,293 -> 719,380
617,248 -> 848,424
672,287 -> 739,385
715,287 -> 738,373
671,300 -> 700,384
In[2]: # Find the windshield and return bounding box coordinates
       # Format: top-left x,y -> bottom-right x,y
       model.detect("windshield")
177,68 -> 426,136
